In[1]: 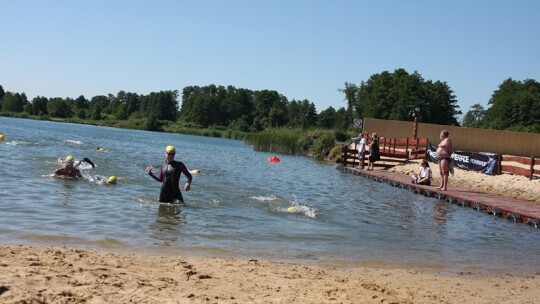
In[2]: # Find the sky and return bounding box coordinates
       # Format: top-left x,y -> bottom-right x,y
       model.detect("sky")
1,0 -> 539,117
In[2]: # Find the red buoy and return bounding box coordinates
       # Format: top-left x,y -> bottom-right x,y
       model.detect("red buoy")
268,156 -> 280,163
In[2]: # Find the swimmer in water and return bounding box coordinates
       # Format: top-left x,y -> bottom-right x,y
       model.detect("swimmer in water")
53,155 -> 82,178
146,145 -> 192,203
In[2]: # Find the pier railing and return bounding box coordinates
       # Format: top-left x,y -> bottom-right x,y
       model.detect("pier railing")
342,138 -> 540,180
499,155 -> 540,180
341,137 -> 427,169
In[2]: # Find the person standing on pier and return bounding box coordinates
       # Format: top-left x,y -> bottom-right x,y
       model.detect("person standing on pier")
435,130 -> 453,191
367,133 -> 380,171
352,131 -> 367,169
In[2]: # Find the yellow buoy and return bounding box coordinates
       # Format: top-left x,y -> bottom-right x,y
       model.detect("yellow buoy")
190,169 -> 201,174
0,134 -> 4,141
287,206 -> 298,213
108,176 -> 117,184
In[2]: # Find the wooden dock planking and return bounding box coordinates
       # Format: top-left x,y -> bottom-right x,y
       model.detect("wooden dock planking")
338,165 -> 540,226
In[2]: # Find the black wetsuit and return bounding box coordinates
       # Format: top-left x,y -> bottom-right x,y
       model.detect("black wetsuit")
149,160 -> 192,203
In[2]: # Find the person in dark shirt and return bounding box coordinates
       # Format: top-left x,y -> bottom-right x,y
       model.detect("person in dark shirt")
367,133 -> 380,171
146,145 -> 192,203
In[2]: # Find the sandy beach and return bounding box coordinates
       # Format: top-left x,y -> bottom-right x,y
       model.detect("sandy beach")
2,164 -> 540,303
2,244 -> 540,304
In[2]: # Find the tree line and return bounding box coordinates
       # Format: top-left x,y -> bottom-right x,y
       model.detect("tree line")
462,78 -> 540,133
1,69 -> 537,133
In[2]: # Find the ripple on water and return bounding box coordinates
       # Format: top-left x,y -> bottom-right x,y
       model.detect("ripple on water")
1,116 -> 540,275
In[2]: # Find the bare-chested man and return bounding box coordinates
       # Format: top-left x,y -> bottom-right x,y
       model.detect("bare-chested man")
435,130 -> 452,191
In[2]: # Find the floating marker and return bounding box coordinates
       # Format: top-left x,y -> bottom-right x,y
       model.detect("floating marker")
287,206 -> 298,213
268,156 -> 280,163
108,176 -> 117,184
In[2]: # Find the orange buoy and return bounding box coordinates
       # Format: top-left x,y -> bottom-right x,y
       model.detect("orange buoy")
268,156 -> 280,163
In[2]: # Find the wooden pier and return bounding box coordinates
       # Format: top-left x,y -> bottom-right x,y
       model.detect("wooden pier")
338,164 -> 540,227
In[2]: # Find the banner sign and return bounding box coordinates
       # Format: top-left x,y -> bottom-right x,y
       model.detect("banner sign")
425,142 -> 499,175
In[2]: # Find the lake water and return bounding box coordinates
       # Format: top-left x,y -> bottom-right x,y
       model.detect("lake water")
1,116 -> 539,275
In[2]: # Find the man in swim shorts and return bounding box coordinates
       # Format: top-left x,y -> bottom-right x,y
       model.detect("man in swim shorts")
435,130 -> 453,191
146,145 -> 192,203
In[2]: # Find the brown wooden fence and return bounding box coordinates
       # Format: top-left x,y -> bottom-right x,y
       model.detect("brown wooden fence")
499,155 -> 540,180
342,137 -> 540,180
363,118 -> 540,157
341,137 -> 427,169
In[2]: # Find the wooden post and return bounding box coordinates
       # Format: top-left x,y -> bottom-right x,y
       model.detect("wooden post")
342,145 -> 348,167
497,154 -> 502,175
412,113 -> 419,139
405,138 -> 410,159
530,156 -> 535,180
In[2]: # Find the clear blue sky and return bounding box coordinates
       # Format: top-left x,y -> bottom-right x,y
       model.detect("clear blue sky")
2,1 -> 539,117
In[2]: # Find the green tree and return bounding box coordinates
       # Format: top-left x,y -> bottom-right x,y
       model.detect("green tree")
483,78 -> 540,132
0,85 -> 5,103
338,82 -> 358,127
356,69 -> 461,125
32,96 -> 49,116
268,100 -> 288,128
125,92 -> 140,117
179,86 -> 201,121
189,94 -> 221,127
424,80 -> 461,125
47,97 -> 71,118
75,95 -> 89,110
334,107 -> 347,131
357,71 -> 394,120
1,92 -> 24,112
24,102 -> 33,114
89,95 -> 109,119
142,91 -> 179,121
253,90 -> 280,118
229,115 -> 251,131
144,113 -> 160,131
287,99 -> 317,129
77,108 -> 87,119
253,90 -> 283,130
462,103 -> 486,128
286,100 -> 301,127
317,106 -> 337,129
223,86 -> 254,126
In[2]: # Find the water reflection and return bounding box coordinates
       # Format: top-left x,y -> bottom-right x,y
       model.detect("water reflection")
432,200 -> 448,225
157,204 -> 184,227
148,204 -> 185,246
156,204 -> 183,227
